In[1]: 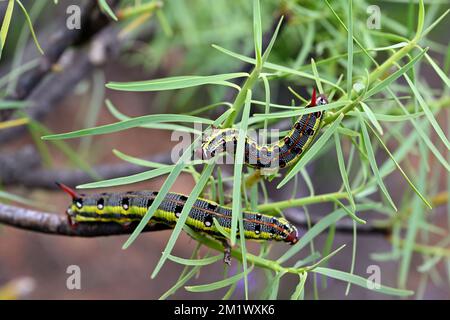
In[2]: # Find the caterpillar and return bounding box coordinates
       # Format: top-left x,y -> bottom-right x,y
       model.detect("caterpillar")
200,88 -> 328,171
58,183 -> 298,264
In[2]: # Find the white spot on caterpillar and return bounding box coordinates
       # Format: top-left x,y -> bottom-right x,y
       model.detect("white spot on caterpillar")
123,204 -> 129,210
76,201 -> 82,209
204,220 -> 212,227
97,204 -> 104,210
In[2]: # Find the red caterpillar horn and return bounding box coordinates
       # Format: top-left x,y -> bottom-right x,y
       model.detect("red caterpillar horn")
310,87 -> 317,107
56,182 -> 80,199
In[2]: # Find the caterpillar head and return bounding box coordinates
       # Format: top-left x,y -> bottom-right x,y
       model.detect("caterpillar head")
284,224 -> 299,245
309,88 -> 328,107
275,217 -> 299,245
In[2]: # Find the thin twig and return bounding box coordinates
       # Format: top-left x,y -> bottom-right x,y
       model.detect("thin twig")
0,0 -> 119,122
0,203 -> 169,237
0,146 -> 172,189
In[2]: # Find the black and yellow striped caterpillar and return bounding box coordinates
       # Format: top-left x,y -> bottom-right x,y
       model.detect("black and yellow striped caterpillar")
58,183 -> 298,264
200,88 -> 328,170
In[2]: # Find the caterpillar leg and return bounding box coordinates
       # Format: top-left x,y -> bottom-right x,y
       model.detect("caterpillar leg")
220,239 -> 232,266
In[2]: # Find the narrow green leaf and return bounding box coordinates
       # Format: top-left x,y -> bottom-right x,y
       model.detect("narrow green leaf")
159,266 -> 201,300
213,217 -> 230,238
77,166 -> 173,189
15,0 -> 44,54
0,190 -> 38,207
119,109 -> 229,251
424,52 -> 450,88
364,48 -> 427,99
0,100 -> 30,110
334,132 -> 356,211
167,254 -> 223,266
185,268 -> 252,293
346,0 -> 353,99
42,114 -> 213,140
312,267 -> 413,297
105,99 -> 200,134
253,0 -> 262,65
310,58 -> 323,94
106,73 -> 248,92
360,102 -> 383,135
151,162 -> 216,278
415,0 -> 425,39
368,121 -> 432,209
345,221 -> 357,295
211,44 -> 345,94
290,272 -> 308,300
231,90 -> 252,245
358,111 -> 397,211
261,16 -> 283,63
98,0 -> 118,21
0,0 -> 15,60
404,74 -> 450,150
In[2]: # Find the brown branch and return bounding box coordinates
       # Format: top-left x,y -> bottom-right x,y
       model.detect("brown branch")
0,203 -> 170,237
0,0 -> 119,122
0,146 -> 172,189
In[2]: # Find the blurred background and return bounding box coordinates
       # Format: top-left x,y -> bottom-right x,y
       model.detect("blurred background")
0,0 -> 448,299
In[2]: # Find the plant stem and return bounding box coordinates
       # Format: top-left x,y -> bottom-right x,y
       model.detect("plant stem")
257,191 -> 352,213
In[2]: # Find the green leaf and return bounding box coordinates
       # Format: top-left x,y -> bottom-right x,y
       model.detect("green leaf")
424,52 -> 450,88
16,0 -> 44,55
254,101 -> 349,120
415,0 -> 425,39
213,217 -> 230,239
311,58 -> 323,94
106,73 -> 248,92
211,44 -> 345,94
0,0 -> 15,60
346,0 -> 353,99
41,114 -> 213,140
77,166 -> 173,189
98,0 -> 118,21
151,162 -> 216,278
185,268 -> 252,293
334,132 -> 356,211
367,121 -> 432,209
277,113 -> 344,189
253,0 -> 262,65
290,272 -> 308,300
278,204 -> 377,264
404,74 -> 450,150
121,109 -> 232,251
358,111 -> 397,211
0,190 -> 38,207
0,100 -> 30,110
105,99 -> 200,134
167,254 -> 223,266
261,16 -> 283,64
230,90 -> 252,246
345,222 -> 357,295
364,48 -> 427,99
159,266 -> 201,300
312,267 -> 413,297
360,102 -> 383,135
